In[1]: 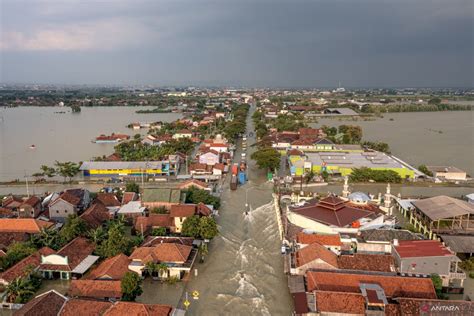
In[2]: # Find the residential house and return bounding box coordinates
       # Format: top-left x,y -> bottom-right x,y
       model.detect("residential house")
213,163 -> 225,176
18,196 -> 42,218
129,243 -> 197,279
86,254 -> 131,280
1,195 -> 23,212
356,229 -> 420,254
189,163 -> 213,176
209,143 -> 229,153
172,129 -> 193,139
198,150 -> 220,166
134,214 -> 173,236
141,188 -> 184,210
48,189 -> 91,223
392,240 -> 466,289
68,279 -> 122,301
14,290 -> 67,316
300,270 -> 437,315
178,179 -> 210,191
0,247 -> 55,286
101,302 -> 174,316
59,299 -> 113,316
121,192 -> 138,205
39,237 -> 99,280
170,203 -> 212,233
0,218 -> 54,249
117,201 -> 146,221
295,232 -> 342,254
79,202 -> 111,229
291,241 -> 395,275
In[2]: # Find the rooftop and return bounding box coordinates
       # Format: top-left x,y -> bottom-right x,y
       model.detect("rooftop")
0,218 -> 54,234
411,196 -> 474,221
305,151 -> 405,169
394,240 -> 454,258
142,188 -> 183,204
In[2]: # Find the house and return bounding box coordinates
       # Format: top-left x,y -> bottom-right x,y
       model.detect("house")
134,214 -> 173,236
295,232 -> 342,254
172,129 -> 193,139
178,179 -> 210,191
129,243 -> 197,279
291,242 -> 395,275
287,196 -> 385,234
18,196 -> 42,218
86,254 -> 131,280
48,189 -> 91,223
96,193 -> 121,208
323,107 -> 359,116
198,150 -> 220,166
101,302 -> 173,316
298,127 -> 326,139
300,270 -> 437,315
189,163 -> 213,176
117,201 -> 146,220
392,240 -> 466,289
427,165 -> 467,181
213,163 -> 226,176
121,192 -> 138,205
79,202 -> 111,229
0,247 -> 55,286
39,237 -> 98,280
356,229 -> 420,254
170,203 -> 212,233
141,188 -> 184,210
1,195 -> 23,211
209,143 -> 229,153
14,290 -> 67,316
0,218 -> 54,234
59,298 -> 113,316
69,279 -> 122,301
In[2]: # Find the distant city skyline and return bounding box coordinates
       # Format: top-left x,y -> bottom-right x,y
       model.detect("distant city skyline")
1,0 -> 473,87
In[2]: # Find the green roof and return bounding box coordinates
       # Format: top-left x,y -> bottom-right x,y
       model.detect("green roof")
142,188 -> 183,203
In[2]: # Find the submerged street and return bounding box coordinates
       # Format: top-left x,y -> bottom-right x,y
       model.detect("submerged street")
182,105 -> 293,315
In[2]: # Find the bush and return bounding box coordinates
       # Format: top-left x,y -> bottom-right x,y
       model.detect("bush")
151,227 -> 167,236
349,167 -> 402,183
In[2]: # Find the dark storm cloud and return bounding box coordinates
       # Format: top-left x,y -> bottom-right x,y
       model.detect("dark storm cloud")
1,0 -> 472,87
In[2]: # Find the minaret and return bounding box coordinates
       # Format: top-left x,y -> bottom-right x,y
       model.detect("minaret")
342,176 -> 350,198
384,183 -> 391,208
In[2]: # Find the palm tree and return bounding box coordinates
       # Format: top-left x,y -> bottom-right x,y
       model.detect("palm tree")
145,261 -> 159,279
157,263 -> 169,280
5,277 -> 35,303
31,228 -> 61,250
88,227 -> 106,245
304,170 -> 316,184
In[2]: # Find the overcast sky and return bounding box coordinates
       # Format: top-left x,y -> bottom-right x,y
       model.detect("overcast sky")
1,0 -> 472,87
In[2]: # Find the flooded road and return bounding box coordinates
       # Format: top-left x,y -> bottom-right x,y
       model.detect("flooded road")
183,104 -> 293,315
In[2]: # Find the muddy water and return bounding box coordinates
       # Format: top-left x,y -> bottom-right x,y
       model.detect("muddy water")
182,104 -> 293,315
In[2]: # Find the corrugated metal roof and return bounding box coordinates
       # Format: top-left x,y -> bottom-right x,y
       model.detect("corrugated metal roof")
412,196 -> 474,221
440,235 -> 474,253
72,255 -> 100,274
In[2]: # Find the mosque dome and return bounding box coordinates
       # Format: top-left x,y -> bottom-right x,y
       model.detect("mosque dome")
348,192 -> 371,204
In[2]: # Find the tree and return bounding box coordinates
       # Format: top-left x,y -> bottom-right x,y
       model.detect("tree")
40,165 -> 56,178
157,263 -> 168,279
5,277 -> 36,303
70,105 -> 81,113
96,223 -> 133,258
150,206 -> 168,214
185,187 -> 221,209
181,216 -> 201,238
54,161 -> 80,182
198,217 -> 218,240
198,243 -> 209,263
418,165 -> 433,177
87,227 -> 107,244
145,261 -> 159,278
251,147 -> 280,171
150,227 -> 167,236
0,242 -> 36,271
121,272 -> 143,301
362,141 -> 391,154
125,182 -> 140,194
60,215 -> 88,243
349,167 -> 402,183
431,274 -> 443,298
304,170 -> 316,184
30,228 -> 62,250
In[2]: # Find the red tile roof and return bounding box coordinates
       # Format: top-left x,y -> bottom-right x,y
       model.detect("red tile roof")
0,247 -> 55,283
314,290 -> 366,314
306,271 -> 436,299
40,237 -> 94,272
397,298 -> 474,315
15,290 -> 67,316
53,191 -> 81,206
122,192 -> 138,205
96,193 -> 121,207
103,302 -> 173,316
20,196 -> 41,208
337,254 -> 395,272
295,242 -> 338,267
80,202 -> 110,229
130,243 -> 192,264
292,292 -> 309,314
60,299 -> 112,316
86,254 -> 131,280
296,233 -> 342,246
291,197 -> 377,227
134,214 -> 173,234
68,279 -> 122,299
170,204 -> 196,217
0,219 -> 54,234
394,240 -> 454,258
178,179 -> 209,190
